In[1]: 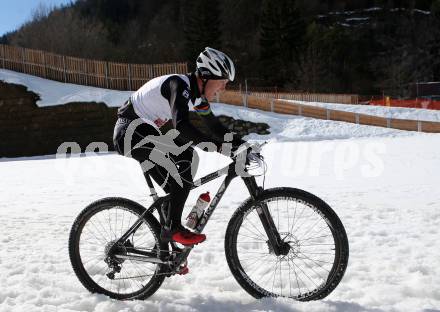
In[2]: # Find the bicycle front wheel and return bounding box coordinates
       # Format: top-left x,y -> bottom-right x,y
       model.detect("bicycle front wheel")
225,187 -> 349,301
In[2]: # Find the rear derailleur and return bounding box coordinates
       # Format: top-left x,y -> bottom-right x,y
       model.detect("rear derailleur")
104,239 -> 132,280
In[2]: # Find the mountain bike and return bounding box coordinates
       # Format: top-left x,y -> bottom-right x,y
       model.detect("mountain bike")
68,142 -> 349,301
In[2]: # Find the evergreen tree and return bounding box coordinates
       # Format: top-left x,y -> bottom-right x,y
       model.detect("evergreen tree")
429,0 -> 440,81
259,0 -> 306,86
371,7 -> 437,96
75,0 -> 142,44
183,0 -> 222,64
0,33 -> 11,44
297,23 -> 330,92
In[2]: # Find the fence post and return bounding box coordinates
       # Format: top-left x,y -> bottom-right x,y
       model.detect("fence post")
128,63 -> 132,91
22,47 -> 25,73
63,56 -> 67,82
83,60 -> 88,86
244,79 -> 248,107
42,51 -> 47,78
149,64 -> 153,79
105,62 -> 109,89
1,45 -> 5,69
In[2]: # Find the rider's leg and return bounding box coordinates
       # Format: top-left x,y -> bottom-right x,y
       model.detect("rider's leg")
163,147 -> 206,245
168,146 -> 198,226
114,121 -> 205,245
114,120 -> 172,194
114,119 -> 159,157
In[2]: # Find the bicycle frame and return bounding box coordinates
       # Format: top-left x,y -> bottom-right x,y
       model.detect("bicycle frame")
113,150 -> 288,268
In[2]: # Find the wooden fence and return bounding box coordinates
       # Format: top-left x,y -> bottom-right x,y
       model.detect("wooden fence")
0,44 -> 359,104
247,91 -> 359,104
218,91 -> 440,133
0,44 -> 188,91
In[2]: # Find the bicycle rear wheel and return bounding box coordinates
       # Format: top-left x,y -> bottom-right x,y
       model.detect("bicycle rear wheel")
69,197 -> 167,300
225,187 -> 349,301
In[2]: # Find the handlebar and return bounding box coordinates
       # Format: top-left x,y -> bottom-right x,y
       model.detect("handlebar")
232,141 -> 268,158
230,141 -> 267,177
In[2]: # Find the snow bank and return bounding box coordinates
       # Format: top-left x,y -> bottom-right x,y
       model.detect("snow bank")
289,100 -> 440,122
211,103 -> 417,142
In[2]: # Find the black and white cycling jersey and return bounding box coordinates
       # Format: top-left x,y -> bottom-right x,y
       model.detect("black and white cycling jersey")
118,72 -> 231,148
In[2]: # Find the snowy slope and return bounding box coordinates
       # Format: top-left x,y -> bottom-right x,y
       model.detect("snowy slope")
0,69 -> 132,107
1,135 -> 440,312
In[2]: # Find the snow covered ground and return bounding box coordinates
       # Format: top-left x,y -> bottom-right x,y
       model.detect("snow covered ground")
1,69 -> 440,311
1,105 -> 440,311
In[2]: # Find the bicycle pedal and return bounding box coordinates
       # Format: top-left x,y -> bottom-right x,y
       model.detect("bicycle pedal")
177,260 -> 189,275
178,266 -> 189,275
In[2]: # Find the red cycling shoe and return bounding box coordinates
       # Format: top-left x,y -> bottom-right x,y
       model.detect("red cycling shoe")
172,228 -> 206,245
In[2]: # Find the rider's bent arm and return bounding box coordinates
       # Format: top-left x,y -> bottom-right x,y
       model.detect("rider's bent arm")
162,77 -> 222,149
193,100 -> 227,142
193,100 -> 245,147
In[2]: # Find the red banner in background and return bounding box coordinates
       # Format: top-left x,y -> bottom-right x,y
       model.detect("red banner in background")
369,99 -> 440,110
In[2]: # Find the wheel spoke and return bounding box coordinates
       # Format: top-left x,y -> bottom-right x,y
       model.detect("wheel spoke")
245,215 -> 268,241
299,233 -> 332,243
239,226 -> 267,241
297,251 -> 332,271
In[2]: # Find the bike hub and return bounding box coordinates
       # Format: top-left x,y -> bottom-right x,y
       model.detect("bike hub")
267,232 -> 295,256
282,233 -> 300,257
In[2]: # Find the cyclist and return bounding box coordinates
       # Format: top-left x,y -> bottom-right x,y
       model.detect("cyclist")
113,47 -> 244,246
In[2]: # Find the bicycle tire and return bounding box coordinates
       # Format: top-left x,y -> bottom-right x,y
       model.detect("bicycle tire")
225,187 -> 349,301
69,197 -> 167,300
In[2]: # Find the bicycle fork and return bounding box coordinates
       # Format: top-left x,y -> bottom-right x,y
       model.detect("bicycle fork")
243,177 -> 291,257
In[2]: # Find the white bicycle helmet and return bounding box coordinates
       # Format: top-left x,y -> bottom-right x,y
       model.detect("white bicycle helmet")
196,47 -> 235,82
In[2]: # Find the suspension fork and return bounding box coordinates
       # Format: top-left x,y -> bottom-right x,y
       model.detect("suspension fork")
243,177 -> 289,256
